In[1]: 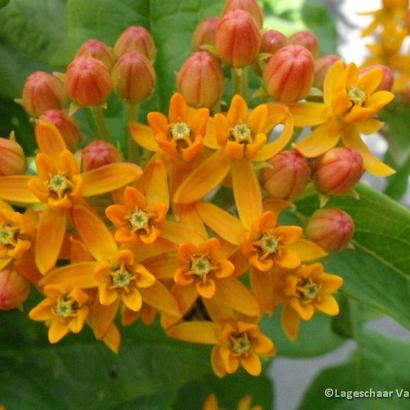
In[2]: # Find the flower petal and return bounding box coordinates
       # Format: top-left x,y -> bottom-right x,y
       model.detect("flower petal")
35,120 -> 66,157
287,102 -> 328,127
196,278 -> 216,299
227,95 -> 248,125
0,176 -> 40,204
161,220 -> 206,246
315,294 -> 340,315
48,320 -> 69,343
122,288 -> 143,311
167,321 -> 218,344
275,248 -> 300,270
250,269 -> 275,314
288,239 -> 327,261
129,122 -> 159,152
89,298 -> 120,340
146,157 -> 169,209
355,118 -> 384,134
281,303 -> 301,341
240,353 -> 262,376
169,93 -> 188,123
139,281 -> 180,316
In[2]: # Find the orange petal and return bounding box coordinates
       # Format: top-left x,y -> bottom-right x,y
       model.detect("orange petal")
102,323 -> 121,353
169,93 -> 188,123
211,347 -> 226,378
196,278 -> 216,299
142,253 -> 180,279
320,273 -> 343,293
288,239 -> 327,262
35,120 -> 66,157
82,163 -> 142,197
161,220 -> 206,246
122,288 -> 143,311
290,298 -> 314,320
173,150 -> 231,204
175,203 -> 208,239
240,353 -> 262,376
324,60 -> 345,105
71,205 -> 117,261
355,118 -> 384,134
281,303 -> 301,341
139,281 -> 180,316
0,176 -> 40,204
89,298 -> 120,340
147,112 -> 169,135
250,269 -> 275,314
203,118 -> 220,149
231,159 -> 262,230
358,67 -> 383,95
275,248 -> 300,269
248,104 -> 268,136
275,226 -> 303,245
253,334 -> 276,355
129,122 -> 159,152
227,95 -> 248,125
48,320 -> 69,343
287,102 -> 328,127
314,294 -> 339,315
167,321 -> 218,344
145,157 -> 169,209
36,208 -> 67,274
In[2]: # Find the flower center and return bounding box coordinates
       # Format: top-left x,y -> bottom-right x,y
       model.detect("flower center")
230,123 -> 252,144
48,174 -> 71,197
297,278 -> 320,300
259,233 -> 279,255
230,332 -> 252,355
170,122 -> 191,141
112,266 -> 132,288
348,87 -> 366,106
55,296 -> 77,319
129,210 -> 149,230
191,256 -> 212,277
0,224 -> 17,246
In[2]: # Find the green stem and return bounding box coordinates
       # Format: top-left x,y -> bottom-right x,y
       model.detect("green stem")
91,107 -> 111,142
231,67 -> 248,99
127,103 -> 139,163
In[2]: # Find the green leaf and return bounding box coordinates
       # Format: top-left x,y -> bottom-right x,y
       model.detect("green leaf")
296,184 -> 410,329
384,152 -> 410,200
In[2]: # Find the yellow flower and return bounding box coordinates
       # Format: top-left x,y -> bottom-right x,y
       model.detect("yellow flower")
291,60 -> 395,176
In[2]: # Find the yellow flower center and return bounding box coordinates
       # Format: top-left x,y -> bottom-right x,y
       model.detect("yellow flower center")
191,256 -> 212,277
297,278 -> 320,300
230,332 -> 252,355
348,87 -> 366,106
230,123 -> 252,144
55,296 -> 77,319
170,122 -> 191,141
112,266 -> 132,288
129,210 -> 149,230
48,174 -> 72,198
0,224 -> 17,246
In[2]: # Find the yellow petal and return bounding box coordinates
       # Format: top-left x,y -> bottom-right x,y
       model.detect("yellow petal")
167,321 -> 218,344
250,269 -> 275,314
355,118 -> 384,134
227,95 -> 248,124
35,120 -> 66,157
196,278 -> 216,299
0,176 -> 40,204
139,281 -> 180,316
231,159 -> 262,230
290,298 -> 314,320
281,303 -> 300,341
203,118 -> 220,149
288,102 -> 328,127
367,90 -> 395,111
82,163 -> 142,197
275,248 -> 300,270
211,347 -> 226,378
175,203 -> 208,239
288,239 -> 327,262
357,67 -> 383,95
160,220 -> 206,246
129,122 -> 159,152
320,273 -> 343,293
324,60 -> 345,105
122,288 -> 143,311
145,157 -> 169,209
48,320 -> 69,343
89,298 -> 120,340
240,353 -> 262,376
248,104 -> 268,135
102,323 -> 121,353
315,294 -> 339,315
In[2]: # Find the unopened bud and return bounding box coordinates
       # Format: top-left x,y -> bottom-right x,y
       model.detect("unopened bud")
0,267 -> 30,310
111,51 -> 156,104
222,0 -> 264,28
215,10 -> 261,68
262,151 -> 310,199
192,16 -> 220,50
0,136 -> 26,176
313,147 -> 364,195
82,140 -> 122,171
40,110 -> 81,151
114,26 -> 157,61
177,51 -> 224,108
21,71 -> 66,117
314,55 -> 340,89
65,57 -> 112,107
263,45 -> 314,102
360,64 -> 394,91
305,208 -> 354,252
288,31 -> 320,57
260,30 -> 287,55
75,39 -> 115,69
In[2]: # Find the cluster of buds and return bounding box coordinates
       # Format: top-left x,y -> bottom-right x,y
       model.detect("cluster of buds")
0,0 -> 396,381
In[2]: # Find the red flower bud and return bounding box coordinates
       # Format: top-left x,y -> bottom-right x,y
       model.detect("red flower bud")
192,16 -> 220,50
313,147 -> 364,195
82,140 -> 122,171
360,64 -> 394,92
288,31 -> 320,57
177,51 -> 224,108
215,10 -> 261,68
111,51 -> 156,104
262,151 -> 310,199
222,0 -> 264,28
21,71 -> 66,117
263,45 -> 314,102
0,267 -> 30,310
313,55 -> 340,89
0,136 -> 26,176
305,208 -> 354,252
65,57 -> 112,107
75,39 -> 115,69
260,30 -> 287,55
40,110 -> 81,151
114,26 -> 157,61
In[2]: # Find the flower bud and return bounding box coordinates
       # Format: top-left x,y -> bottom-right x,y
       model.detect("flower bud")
21,71 -> 66,117
111,51 -> 156,104
0,136 -> 26,176
114,26 -> 157,61
82,140 -> 122,171
263,45 -> 314,102
65,57 -> 112,107
262,151 -> 310,199
192,16 -> 220,50
222,0 -> 264,28
313,148 -> 364,195
177,51 -> 224,108
360,64 -> 394,92
305,208 -> 354,252
215,10 -> 261,68
260,30 -> 287,55
0,267 -> 30,310
40,109 -> 81,151
75,39 -> 115,69
313,55 -> 340,89
288,31 -> 320,57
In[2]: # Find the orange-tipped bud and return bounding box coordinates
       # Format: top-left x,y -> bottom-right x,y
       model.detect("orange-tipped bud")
65,57 -> 112,107
305,208 -> 354,252
40,109 -> 81,151
215,10 -> 261,68
263,45 -> 314,102
192,16 -> 220,50
0,136 -> 26,176
313,55 -> 340,89
82,140 -> 122,171
177,51 -> 224,109
111,51 -> 156,104
222,0 -> 264,28
288,31 -> 320,57
313,147 -> 364,195
75,39 -> 115,69
21,71 -> 66,117
262,151 -> 310,199
114,26 -> 157,61
360,64 -> 394,92
260,30 -> 287,55
0,267 -> 30,310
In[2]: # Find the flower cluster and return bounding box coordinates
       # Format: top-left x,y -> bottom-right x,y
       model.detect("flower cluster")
0,0 -> 395,379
